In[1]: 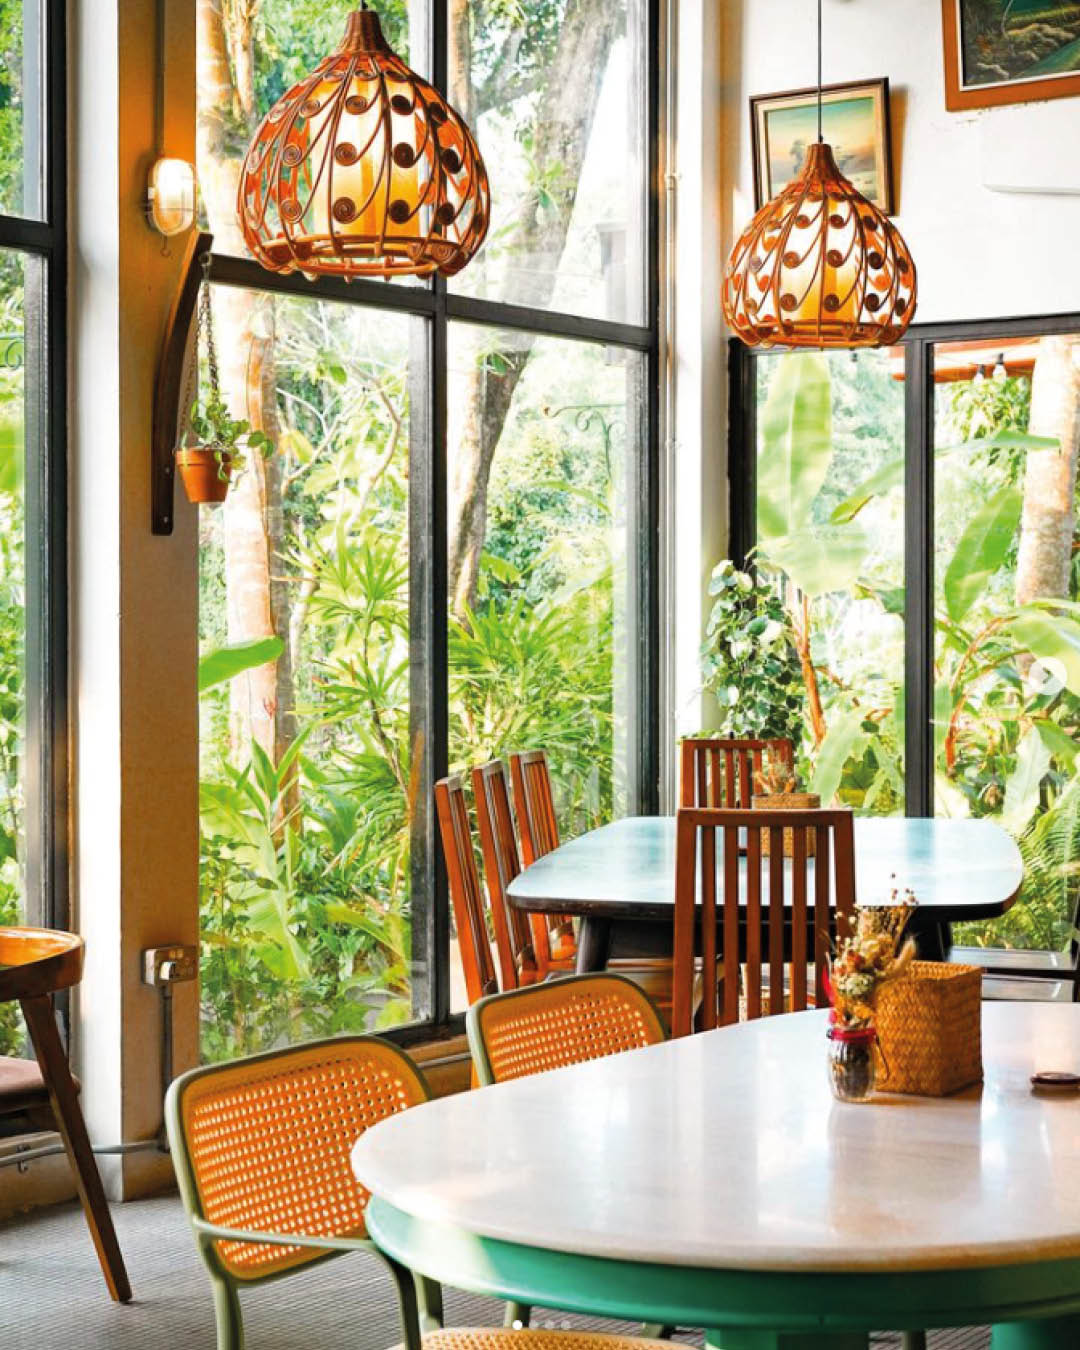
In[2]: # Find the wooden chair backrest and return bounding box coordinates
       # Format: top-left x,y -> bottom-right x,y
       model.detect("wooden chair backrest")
434,775 -> 499,1006
508,749 -> 575,974
472,760 -> 539,991
671,806 -> 856,1039
679,737 -> 795,809
509,749 -> 561,864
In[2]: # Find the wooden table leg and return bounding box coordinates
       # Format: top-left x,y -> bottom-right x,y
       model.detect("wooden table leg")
20,994 -> 133,1303
575,917 -> 612,973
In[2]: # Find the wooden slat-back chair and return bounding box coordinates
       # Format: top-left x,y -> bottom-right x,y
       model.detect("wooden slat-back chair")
435,775 -> 500,1006
472,761 -> 540,991
678,737 -> 794,809
671,807 -> 856,1038
508,750 -> 576,974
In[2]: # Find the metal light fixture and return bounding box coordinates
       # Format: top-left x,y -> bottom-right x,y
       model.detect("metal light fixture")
722,0 -> 917,349
147,157 -> 197,237
237,6 -> 489,279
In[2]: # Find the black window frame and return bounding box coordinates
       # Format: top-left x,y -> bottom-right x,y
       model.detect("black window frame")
727,310 -> 1080,823
204,0 -> 662,1046
0,0 -> 69,935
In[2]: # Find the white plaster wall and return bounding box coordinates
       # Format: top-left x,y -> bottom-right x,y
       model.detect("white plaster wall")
726,0 -> 1080,324
70,0 -> 199,1201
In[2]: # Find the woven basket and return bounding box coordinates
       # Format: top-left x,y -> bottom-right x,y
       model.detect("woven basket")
875,961 -> 983,1097
751,792 -> 820,856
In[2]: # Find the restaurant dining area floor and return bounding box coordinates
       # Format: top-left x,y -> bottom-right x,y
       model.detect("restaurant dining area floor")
1,1199 -> 989,1350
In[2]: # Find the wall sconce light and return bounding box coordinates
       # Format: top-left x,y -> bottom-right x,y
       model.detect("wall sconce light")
147,157 -> 196,237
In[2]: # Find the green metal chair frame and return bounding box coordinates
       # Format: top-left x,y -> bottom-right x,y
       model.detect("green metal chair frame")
166,1034 -> 444,1350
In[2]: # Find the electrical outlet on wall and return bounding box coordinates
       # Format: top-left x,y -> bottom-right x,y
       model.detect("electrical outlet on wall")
141,945 -> 198,986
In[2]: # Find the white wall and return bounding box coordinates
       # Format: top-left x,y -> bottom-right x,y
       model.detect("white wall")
726,0 -> 1080,325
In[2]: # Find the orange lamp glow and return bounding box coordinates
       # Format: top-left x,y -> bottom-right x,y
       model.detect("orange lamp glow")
237,9 -> 489,280
722,142 -> 917,350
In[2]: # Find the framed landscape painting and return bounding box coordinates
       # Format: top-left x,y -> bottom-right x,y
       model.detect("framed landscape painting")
942,0 -> 1080,109
750,79 -> 894,213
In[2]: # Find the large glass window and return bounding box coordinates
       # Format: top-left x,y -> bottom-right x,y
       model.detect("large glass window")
196,0 -> 657,1056
0,0 -> 66,1058
931,337 -> 1080,953
447,0 -> 649,322
734,321 -> 1080,961
197,289 -> 425,1059
0,0 -> 45,219
750,349 -> 906,812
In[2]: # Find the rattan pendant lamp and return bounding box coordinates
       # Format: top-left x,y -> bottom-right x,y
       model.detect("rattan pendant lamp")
722,0 -> 917,349
237,3 -> 489,279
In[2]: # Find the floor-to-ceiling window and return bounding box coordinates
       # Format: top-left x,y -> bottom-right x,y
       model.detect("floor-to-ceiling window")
731,319 -> 1080,957
0,0 -> 67,1057
195,0 -> 659,1058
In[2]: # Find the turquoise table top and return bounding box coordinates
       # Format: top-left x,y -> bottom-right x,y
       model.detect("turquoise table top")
507,815 -> 1023,923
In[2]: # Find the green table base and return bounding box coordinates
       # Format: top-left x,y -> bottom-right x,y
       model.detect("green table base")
366,1198 -> 1080,1349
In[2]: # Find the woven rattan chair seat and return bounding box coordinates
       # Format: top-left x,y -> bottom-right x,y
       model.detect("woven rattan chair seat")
415,1331 -> 671,1350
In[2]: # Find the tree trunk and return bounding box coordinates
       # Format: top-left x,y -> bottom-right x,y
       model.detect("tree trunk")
197,0 -> 295,772
1015,334 -> 1080,606
446,0 -> 620,613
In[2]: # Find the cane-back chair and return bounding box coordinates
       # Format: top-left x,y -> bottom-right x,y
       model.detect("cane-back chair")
671,807 -> 856,1038
472,760 -> 541,990
467,973 -> 666,1086
467,974 -> 670,1335
508,750 -> 576,974
678,737 -> 794,809
0,926 -> 131,1302
167,1034 -> 672,1350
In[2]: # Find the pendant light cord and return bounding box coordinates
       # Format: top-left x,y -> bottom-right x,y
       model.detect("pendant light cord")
817,0 -> 823,142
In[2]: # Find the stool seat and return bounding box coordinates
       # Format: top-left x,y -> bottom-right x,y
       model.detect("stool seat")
0,1054 -> 81,1113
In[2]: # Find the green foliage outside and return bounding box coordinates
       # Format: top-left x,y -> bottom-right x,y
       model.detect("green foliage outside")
0,256 -> 24,1059
198,308 -> 629,1057
699,560 -> 803,744
721,350 -> 1080,950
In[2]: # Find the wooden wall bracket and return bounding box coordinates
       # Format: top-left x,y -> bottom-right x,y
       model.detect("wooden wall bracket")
151,229 -> 214,535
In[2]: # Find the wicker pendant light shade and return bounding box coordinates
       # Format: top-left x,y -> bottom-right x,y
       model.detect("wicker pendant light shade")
238,9 -> 489,279
723,142 -> 917,350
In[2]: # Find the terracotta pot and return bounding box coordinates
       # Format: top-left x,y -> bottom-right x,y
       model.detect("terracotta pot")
176,447 -> 233,504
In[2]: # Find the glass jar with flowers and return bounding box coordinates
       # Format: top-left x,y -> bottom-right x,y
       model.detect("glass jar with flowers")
826,893 -> 916,1103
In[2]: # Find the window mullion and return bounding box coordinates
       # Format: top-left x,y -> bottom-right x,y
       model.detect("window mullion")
904,337 -> 934,819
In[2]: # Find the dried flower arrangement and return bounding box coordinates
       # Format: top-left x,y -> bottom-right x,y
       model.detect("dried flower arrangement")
753,751 -> 797,798
829,887 -> 918,1031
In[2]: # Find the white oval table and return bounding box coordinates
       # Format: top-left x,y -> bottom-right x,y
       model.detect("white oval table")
353,1004 -> 1080,1350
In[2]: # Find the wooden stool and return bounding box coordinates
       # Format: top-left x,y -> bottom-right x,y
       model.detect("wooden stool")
0,926 -> 132,1302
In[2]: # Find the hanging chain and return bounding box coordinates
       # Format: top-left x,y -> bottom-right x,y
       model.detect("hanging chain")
817,0 -> 823,143
201,252 -> 221,404
179,252 -> 220,442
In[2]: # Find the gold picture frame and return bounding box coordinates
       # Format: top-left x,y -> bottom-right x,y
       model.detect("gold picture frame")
942,0 -> 1080,110
750,78 -> 894,214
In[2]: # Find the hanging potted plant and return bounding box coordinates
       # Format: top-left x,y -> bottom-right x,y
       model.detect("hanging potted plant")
175,256 -> 273,505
